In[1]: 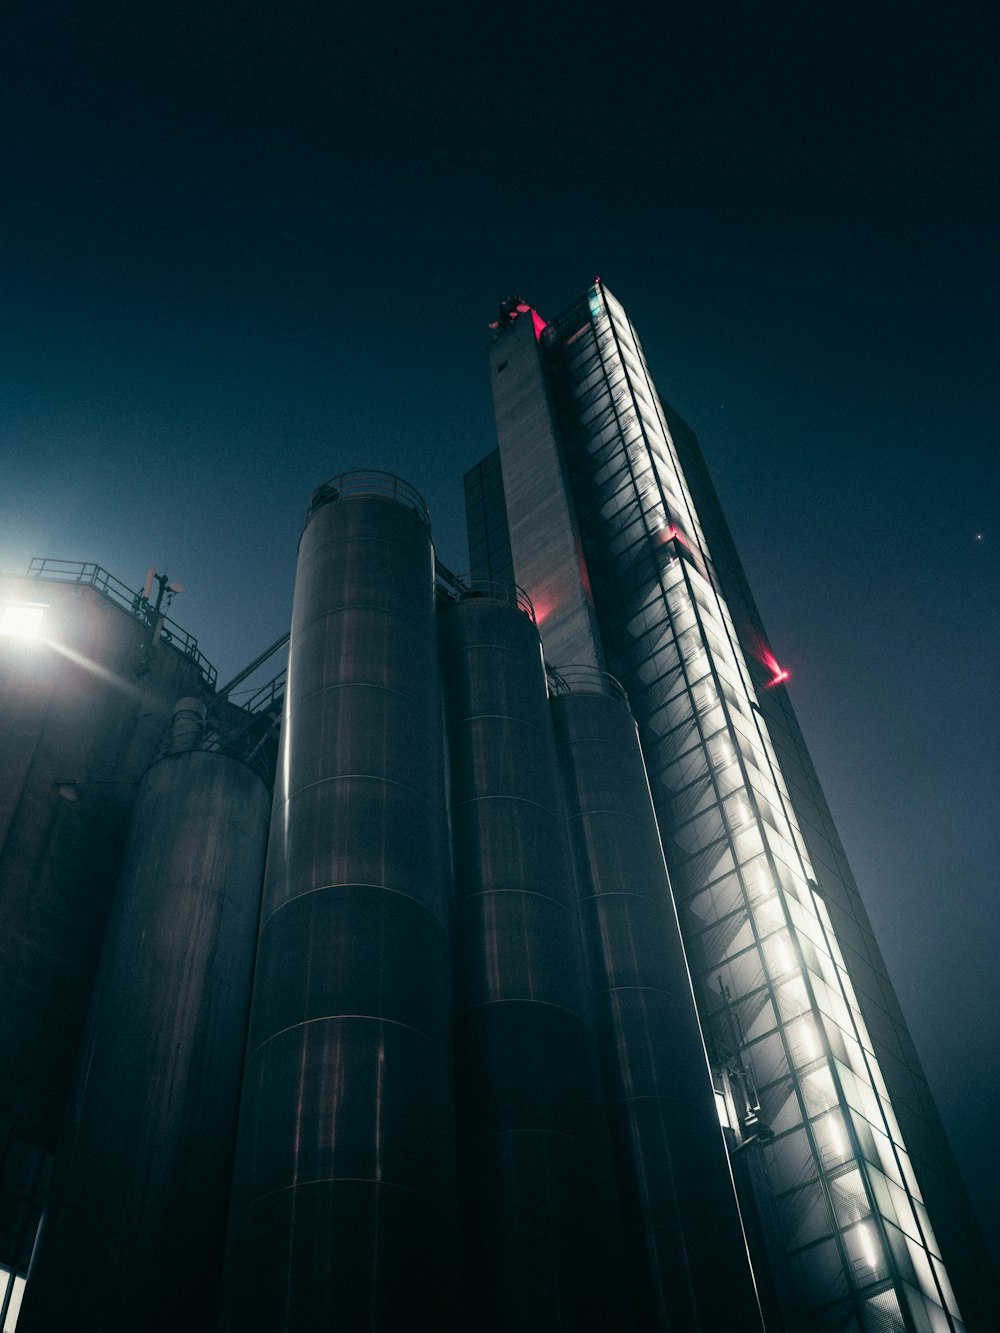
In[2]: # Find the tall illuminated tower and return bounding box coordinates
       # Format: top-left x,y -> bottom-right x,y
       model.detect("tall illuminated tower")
468,283 -> 997,1331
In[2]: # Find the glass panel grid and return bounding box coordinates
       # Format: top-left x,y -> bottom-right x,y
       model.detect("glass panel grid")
544,284 -> 962,1331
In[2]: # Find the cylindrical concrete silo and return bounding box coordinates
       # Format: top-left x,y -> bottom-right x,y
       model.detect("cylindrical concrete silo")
551,674 -> 764,1332
18,703 -> 270,1333
440,588 -> 631,1331
221,473 -> 458,1330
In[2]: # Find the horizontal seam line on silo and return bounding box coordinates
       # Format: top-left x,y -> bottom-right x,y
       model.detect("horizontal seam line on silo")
246,1013 -> 435,1061
448,642 -> 533,655
453,795 -> 556,813
260,882 -> 446,931
458,888 -> 573,910
293,679 -> 426,708
594,983 -> 681,996
289,773 -> 424,798
450,713 -> 546,732
295,602 -> 427,634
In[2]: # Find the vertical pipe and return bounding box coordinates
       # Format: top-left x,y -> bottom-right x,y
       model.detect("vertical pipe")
17,745 -> 269,1333
222,475 -> 457,1330
440,589 -> 631,1331
551,680 -> 764,1332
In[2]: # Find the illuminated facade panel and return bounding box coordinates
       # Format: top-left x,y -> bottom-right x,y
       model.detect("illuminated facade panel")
472,282 -> 995,1331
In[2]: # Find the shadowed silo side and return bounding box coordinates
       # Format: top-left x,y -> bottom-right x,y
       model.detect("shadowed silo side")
18,706 -> 269,1333
551,677 -> 764,1333
440,589 -> 631,1332
221,474 -> 458,1331
0,574 -> 208,1159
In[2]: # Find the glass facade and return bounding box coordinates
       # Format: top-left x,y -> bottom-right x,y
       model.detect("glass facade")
0,1132 -> 48,1333
477,282 -> 973,1331
0,1271 -> 25,1333
464,449 -> 514,588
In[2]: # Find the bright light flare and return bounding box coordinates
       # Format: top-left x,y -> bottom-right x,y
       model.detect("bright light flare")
760,646 -> 790,687
1,600 -> 145,699
0,602 -> 47,639
44,638 -> 145,699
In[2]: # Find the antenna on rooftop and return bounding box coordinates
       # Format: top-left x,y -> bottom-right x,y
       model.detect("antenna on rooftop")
140,568 -> 185,614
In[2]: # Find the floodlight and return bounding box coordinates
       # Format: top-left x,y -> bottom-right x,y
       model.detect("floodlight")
0,602 -> 47,639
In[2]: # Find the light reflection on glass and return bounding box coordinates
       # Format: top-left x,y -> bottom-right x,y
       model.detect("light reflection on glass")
858,1222 -> 878,1270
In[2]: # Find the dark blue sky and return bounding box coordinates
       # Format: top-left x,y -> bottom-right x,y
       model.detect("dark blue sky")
3,0 -> 997,1260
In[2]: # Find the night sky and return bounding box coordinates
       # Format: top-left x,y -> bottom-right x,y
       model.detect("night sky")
4,0 -> 997,1263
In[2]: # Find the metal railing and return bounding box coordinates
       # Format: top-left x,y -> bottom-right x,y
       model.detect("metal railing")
546,663 -> 631,709
305,470 -> 431,530
238,668 -> 287,715
437,570 -> 535,622
213,631 -> 290,701
203,660 -> 287,768
459,580 -> 534,621
25,557 -> 217,688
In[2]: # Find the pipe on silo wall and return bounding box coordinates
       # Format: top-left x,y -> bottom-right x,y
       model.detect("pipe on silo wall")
221,476 -> 458,1330
164,695 -> 207,752
551,684 -> 764,1333
17,747 -> 269,1333
440,593 -> 632,1331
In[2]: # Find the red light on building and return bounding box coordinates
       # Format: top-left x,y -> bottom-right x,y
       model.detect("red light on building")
532,595 -> 554,627
578,548 -> 594,602
760,647 -> 790,688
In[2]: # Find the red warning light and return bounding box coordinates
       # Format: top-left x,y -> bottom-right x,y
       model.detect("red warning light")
761,648 -> 790,688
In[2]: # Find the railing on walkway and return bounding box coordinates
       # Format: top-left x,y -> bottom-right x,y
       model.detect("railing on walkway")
434,564 -> 535,622
546,663 -> 631,709
306,470 -> 431,530
25,557 -> 217,688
